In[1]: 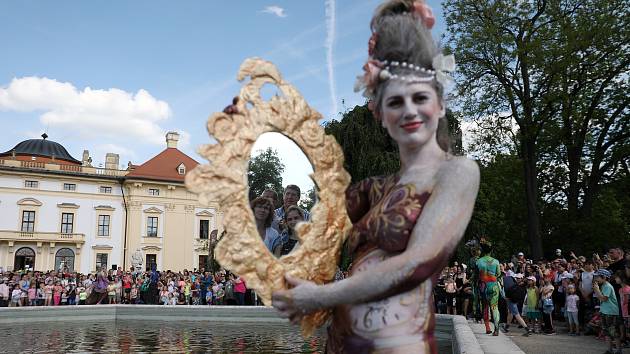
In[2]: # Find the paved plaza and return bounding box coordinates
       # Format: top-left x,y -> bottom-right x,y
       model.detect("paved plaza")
470,320 -> 630,354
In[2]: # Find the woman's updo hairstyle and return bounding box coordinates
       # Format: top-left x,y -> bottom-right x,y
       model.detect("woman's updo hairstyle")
369,0 -> 451,152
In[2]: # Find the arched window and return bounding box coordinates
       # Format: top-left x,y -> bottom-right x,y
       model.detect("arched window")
14,247 -> 36,271
15,247 -> 35,257
55,248 -> 75,272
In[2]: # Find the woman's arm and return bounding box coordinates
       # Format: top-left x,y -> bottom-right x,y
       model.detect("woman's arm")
274,158 -> 479,314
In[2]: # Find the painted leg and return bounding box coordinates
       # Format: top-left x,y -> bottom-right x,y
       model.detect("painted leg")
483,301 -> 491,333
490,301 -> 500,334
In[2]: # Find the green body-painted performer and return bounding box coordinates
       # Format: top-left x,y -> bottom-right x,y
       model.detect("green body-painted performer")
476,238 -> 502,335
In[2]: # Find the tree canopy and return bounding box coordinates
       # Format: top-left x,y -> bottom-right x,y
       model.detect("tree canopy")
247,147 -> 285,201
445,0 -> 629,258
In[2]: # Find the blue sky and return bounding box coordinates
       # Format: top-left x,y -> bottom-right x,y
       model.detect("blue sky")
0,1 -> 447,195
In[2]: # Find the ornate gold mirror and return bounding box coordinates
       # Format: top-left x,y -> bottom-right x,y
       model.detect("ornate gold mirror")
186,58 -> 352,335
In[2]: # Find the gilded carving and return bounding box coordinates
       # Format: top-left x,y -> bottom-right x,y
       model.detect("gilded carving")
186,58 -> 352,336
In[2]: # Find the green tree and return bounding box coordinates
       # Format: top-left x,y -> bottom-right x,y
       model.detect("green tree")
324,104 -> 399,183
541,0 -> 629,221
247,147 -> 285,201
445,0 -> 629,257
298,185 -> 317,212
463,154 -> 528,261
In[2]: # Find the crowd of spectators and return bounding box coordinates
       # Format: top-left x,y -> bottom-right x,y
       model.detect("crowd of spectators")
434,246 -> 630,353
0,266 -> 253,308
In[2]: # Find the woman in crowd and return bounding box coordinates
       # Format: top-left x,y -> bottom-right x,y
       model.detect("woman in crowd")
250,196 -> 281,254
455,264 -> 467,315
271,0 -> 480,352
232,274 -> 247,306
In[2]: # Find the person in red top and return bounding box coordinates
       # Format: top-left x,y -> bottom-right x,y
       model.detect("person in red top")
232,274 -> 246,305
122,274 -> 132,304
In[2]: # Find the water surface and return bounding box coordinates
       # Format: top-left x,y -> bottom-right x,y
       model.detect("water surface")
1,320 -> 451,353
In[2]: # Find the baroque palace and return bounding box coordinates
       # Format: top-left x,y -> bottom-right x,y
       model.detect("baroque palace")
0,132 -> 222,273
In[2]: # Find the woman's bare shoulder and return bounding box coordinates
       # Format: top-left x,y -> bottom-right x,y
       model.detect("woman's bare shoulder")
436,156 -> 480,187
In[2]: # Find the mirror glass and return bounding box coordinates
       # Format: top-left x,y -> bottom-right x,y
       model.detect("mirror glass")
247,132 -> 315,258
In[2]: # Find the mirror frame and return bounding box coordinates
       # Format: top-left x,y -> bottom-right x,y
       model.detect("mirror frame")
186,58 -> 352,335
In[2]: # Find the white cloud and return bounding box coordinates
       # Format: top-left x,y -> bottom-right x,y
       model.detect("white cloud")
262,5 -> 287,18
0,76 -> 174,146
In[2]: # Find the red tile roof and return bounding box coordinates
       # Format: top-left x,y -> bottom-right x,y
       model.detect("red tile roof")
125,148 -> 199,183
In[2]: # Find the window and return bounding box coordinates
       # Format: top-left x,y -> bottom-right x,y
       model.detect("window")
95,253 -> 108,270
99,186 -> 112,194
199,220 -> 209,239
198,255 -> 209,270
145,254 -> 157,271
147,217 -> 158,237
24,180 -> 38,188
98,215 -> 110,236
177,164 -> 186,175
63,183 -> 76,191
148,188 -> 160,196
55,248 -> 75,272
61,213 -> 74,234
21,211 -> 35,232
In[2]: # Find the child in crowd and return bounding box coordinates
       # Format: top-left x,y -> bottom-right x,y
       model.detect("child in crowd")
123,274 -> 132,304
60,290 -> 68,305
10,284 -> 21,307
160,286 -> 169,305
205,286 -> 213,305
37,283 -> 45,306
213,283 -> 224,305
170,290 -> 178,305
541,279 -> 555,334
130,285 -> 138,304
523,276 -> 541,333
68,284 -> 76,305
79,287 -> 87,305
184,279 -> 191,305
192,282 -> 200,305
593,269 -> 621,354
115,277 -> 123,304
27,283 -> 37,306
44,282 -> 53,306
107,281 -> 117,304
53,282 -> 62,306
614,271 -> 630,347
566,284 -> 580,335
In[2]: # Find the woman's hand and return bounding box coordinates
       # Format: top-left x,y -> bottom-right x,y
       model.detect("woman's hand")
272,275 -> 323,325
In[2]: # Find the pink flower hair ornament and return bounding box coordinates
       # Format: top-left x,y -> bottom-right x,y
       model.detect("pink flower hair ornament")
412,0 -> 435,29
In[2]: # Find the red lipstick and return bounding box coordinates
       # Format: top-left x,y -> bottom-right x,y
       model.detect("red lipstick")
400,121 -> 423,132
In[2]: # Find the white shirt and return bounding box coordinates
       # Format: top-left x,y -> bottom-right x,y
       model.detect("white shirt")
0,283 -> 9,298
580,271 -> 594,296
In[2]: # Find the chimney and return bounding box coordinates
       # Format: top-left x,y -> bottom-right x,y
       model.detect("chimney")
166,131 -> 180,149
105,153 -> 119,170
82,150 -> 91,166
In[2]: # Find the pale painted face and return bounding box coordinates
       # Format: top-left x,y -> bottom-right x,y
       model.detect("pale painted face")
380,80 -> 444,150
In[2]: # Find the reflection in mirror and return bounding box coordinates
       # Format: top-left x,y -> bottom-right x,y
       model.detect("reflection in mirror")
247,132 -> 315,258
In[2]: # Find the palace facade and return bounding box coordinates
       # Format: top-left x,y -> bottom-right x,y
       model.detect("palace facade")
0,132 -> 222,273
